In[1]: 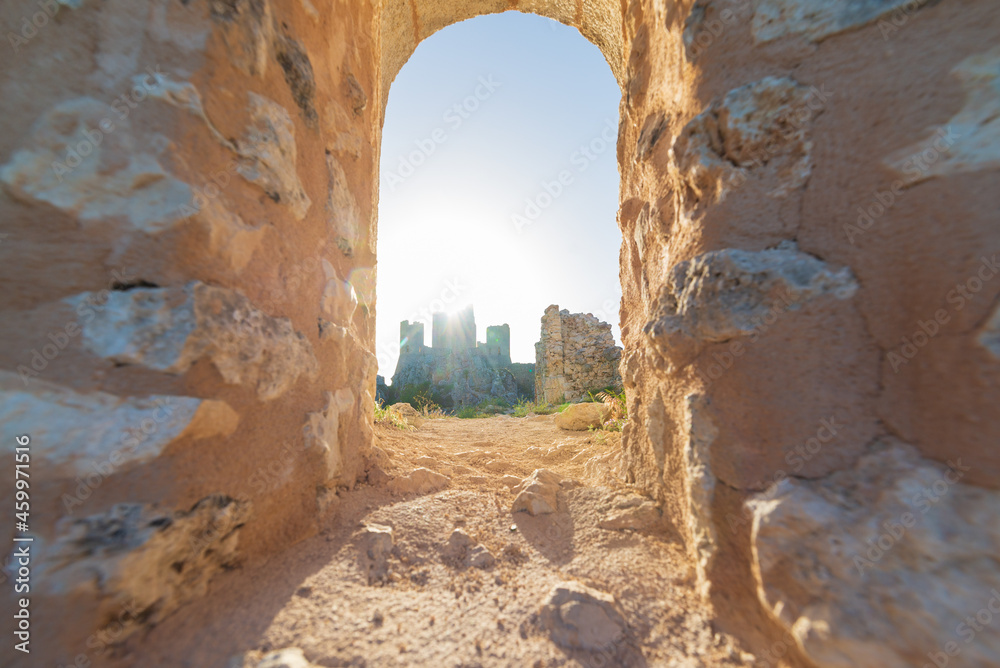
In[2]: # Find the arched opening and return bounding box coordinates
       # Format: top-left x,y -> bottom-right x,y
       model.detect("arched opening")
375,11 -> 624,411
377,0 -> 625,111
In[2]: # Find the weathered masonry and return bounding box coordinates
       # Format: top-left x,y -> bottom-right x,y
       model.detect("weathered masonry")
1,1 -> 998,666
534,304 -> 622,402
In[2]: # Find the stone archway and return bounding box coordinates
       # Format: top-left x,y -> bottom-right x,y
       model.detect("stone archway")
378,0 -> 626,108
2,0 -> 998,666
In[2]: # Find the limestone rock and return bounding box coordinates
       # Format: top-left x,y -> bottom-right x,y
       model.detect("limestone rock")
540,581 -> 627,651
675,76 -> 816,205
442,529 -> 496,569
752,0 -> 932,44
511,469 -> 562,516
274,33 -> 318,126
644,246 -> 857,366
390,402 -> 424,427
196,195 -> 267,272
230,647 -> 320,668
501,474 -> 522,490
885,47 -> 1000,184
139,70 -> 233,148
358,523 -> 393,584
444,528 -> 475,557
554,402 -> 610,431
535,305 -> 622,403
256,648 -> 318,668
326,153 -> 364,255
684,394 -> 718,597
0,97 -> 191,233
0,372 -> 238,477
598,500 -> 661,531
747,441 -> 1000,668
37,496 -> 251,641
68,282 -> 318,400
468,545 -> 496,569
302,389 -> 355,484
387,467 -> 449,495
321,259 -> 358,325
237,93 -> 311,220
979,300 -> 1000,359
209,0 -> 275,77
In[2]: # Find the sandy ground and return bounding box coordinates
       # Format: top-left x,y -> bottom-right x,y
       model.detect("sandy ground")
109,415 -> 755,667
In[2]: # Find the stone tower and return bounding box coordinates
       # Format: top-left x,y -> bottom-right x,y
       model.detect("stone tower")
399,320 -> 424,354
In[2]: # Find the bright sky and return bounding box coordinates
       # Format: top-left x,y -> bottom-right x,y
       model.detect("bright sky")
375,11 -> 622,380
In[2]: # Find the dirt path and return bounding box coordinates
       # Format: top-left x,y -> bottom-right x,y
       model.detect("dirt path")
115,416 -> 754,667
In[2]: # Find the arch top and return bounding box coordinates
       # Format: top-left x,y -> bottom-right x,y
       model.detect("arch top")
377,0 -> 625,112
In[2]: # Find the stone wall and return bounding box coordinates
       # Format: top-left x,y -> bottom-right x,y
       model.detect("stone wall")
0,0 -> 380,660
534,305 -> 622,402
2,0 -> 998,666
614,2 -> 1000,665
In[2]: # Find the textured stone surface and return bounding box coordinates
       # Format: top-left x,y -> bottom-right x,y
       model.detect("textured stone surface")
748,442 -> 1000,667
0,97 -> 191,232
644,246 -> 857,368
257,648 -> 318,668
752,0 -> 932,44
539,581 -> 626,651
230,647 -> 321,668
35,496 -> 251,640
535,305 -> 622,403
598,499 -> 661,531
389,402 -> 424,427
885,46 -> 1000,183
209,0 -> 275,77
511,469 -> 563,516
236,93 -> 311,220
326,154 -> 364,255
979,301 -> 1000,359
0,372 -> 238,477
387,467 -> 450,495
357,523 -> 394,584
554,402 -> 610,431
2,0 -> 997,663
302,389 -> 355,484
675,77 -> 816,207
68,282 -> 318,400
684,394 -> 717,597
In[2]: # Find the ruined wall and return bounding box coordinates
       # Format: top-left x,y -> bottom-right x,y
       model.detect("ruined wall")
615,1 -> 1000,665
400,319 -> 425,353
482,323 -> 511,359
535,305 -> 622,402
1,0 -> 380,662
2,0 -> 999,666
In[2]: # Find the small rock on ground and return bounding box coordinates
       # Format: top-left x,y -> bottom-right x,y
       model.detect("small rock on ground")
540,581 -> 627,651
511,469 -> 563,515
554,403 -> 609,431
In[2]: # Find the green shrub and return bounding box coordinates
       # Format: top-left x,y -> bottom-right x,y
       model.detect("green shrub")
373,400 -> 410,430
512,398 -> 567,416
456,405 -> 483,419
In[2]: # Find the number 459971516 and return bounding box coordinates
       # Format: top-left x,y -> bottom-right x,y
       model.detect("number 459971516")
15,434 -> 29,529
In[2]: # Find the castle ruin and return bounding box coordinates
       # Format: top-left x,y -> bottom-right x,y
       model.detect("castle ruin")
534,305 -> 623,403
3,0 -> 997,664
391,306 -> 532,406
